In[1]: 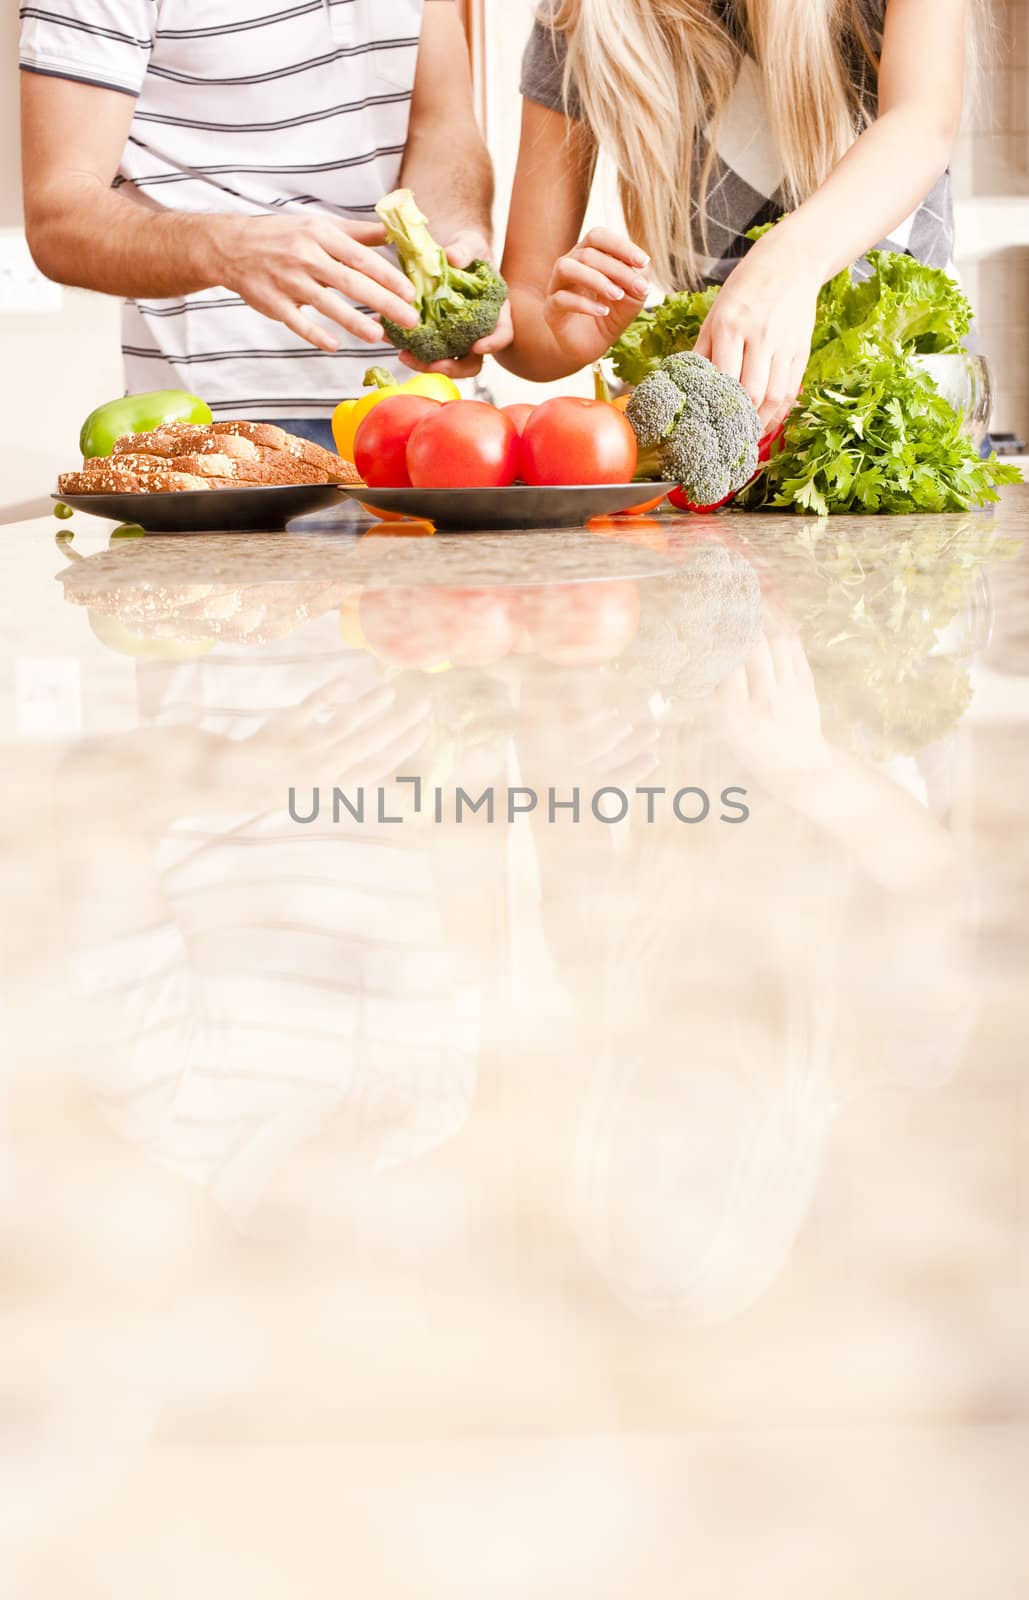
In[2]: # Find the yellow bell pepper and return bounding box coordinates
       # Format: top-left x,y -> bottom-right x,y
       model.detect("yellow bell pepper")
332,366 -> 460,462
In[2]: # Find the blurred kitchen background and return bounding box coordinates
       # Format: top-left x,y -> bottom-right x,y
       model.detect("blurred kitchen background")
2,0 -> 1028,510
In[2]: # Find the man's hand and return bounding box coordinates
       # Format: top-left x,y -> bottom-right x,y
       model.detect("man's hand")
399,231 -> 514,380
20,72 -> 420,355
214,213 -> 420,354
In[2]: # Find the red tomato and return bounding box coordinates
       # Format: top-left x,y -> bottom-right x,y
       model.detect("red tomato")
501,402 -> 536,436
407,400 -> 520,489
519,580 -> 641,666
519,397 -> 638,487
354,396 -> 441,488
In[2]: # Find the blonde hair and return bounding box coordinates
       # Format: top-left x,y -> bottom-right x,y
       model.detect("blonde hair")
547,0 -> 968,291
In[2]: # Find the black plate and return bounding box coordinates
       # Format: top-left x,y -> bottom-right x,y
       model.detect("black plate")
53,483 -> 345,533
340,483 -> 678,531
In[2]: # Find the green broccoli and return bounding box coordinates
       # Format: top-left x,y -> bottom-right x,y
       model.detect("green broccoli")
375,188 -> 508,364
627,352 -> 761,504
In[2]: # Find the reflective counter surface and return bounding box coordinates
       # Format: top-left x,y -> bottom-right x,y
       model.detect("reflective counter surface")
2,493 -> 1029,1596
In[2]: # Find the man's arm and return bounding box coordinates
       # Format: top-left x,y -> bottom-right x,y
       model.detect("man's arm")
397,0 -> 512,376
20,74 -> 418,353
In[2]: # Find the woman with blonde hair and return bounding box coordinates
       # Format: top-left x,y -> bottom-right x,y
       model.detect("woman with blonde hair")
495,0 -> 973,433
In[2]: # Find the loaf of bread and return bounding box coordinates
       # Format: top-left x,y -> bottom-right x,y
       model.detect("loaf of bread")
63,420 -> 360,494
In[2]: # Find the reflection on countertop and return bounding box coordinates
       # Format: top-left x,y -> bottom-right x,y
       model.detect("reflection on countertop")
2,493 -> 1028,1597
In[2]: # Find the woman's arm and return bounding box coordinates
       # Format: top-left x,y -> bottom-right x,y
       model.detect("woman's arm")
696,0 -> 968,430
498,100 -> 651,381
398,0 -> 514,376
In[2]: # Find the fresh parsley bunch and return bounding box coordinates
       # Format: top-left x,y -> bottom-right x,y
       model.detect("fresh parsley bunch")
740,347 -> 1017,516
608,246 -> 1022,515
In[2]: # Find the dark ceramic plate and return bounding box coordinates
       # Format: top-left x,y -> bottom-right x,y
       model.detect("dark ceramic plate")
52,483 -> 344,533
339,482 -> 678,532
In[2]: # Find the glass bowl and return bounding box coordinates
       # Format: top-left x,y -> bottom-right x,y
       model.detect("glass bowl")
912,352 -> 992,449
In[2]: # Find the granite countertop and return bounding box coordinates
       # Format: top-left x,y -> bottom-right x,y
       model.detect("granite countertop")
2,491 -> 1029,1594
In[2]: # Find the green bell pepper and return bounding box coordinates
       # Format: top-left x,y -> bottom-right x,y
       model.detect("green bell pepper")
79,390 -> 212,458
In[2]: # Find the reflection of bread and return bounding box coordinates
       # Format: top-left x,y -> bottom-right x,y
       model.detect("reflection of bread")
64,420 -> 360,493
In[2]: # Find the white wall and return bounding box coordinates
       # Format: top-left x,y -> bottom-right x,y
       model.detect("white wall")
1,7 -> 123,511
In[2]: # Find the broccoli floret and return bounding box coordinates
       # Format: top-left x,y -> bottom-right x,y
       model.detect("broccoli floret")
625,370 -> 684,451
627,352 -> 761,504
375,188 -> 508,364
663,418 -> 729,506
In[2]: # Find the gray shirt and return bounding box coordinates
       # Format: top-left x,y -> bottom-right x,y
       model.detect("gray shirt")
519,8 -> 954,287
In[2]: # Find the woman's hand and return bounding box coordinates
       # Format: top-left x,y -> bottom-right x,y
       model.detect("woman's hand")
400,230 -> 515,380
542,228 -> 651,371
694,234 -> 820,435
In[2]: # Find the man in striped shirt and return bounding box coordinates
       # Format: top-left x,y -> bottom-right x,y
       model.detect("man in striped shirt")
20,1 -> 509,446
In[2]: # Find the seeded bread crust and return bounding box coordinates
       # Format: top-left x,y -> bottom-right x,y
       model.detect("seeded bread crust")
65,421 -> 360,493
112,424 -> 213,458
212,420 -> 361,484
171,452 -> 325,486
59,467 -> 213,494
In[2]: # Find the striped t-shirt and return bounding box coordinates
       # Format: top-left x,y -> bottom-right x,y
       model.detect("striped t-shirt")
20,1 -> 431,418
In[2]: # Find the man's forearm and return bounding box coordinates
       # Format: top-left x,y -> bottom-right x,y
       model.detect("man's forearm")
27,174 -> 231,299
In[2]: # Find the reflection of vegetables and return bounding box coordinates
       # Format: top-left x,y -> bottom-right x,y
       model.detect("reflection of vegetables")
628,354 -> 760,505
611,246 -> 1022,515
375,188 -> 508,364
88,611 -> 214,660
519,581 -> 641,666
359,586 -> 516,670
766,517 -> 1017,758
331,366 -> 458,462
338,593 -> 369,650
80,390 -> 211,459
623,540 -> 763,702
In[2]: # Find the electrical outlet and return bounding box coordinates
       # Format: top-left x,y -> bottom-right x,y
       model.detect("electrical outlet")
0,228 -> 63,314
